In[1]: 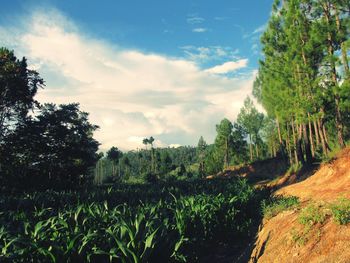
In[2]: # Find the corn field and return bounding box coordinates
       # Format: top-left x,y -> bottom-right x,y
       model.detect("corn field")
0,178 -> 265,262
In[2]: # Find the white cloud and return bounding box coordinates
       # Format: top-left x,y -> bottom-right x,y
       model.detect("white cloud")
252,24 -> 267,34
243,23 -> 267,39
214,16 -> 230,21
187,16 -> 205,24
180,45 -> 239,62
192,28 -> 207,33
251,43 -> 260,55
0,10 -> 256,151
205,59 -> 248,74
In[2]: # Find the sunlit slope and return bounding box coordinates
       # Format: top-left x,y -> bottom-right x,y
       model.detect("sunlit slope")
250,148 -> 350,263
276,148 -> 350,202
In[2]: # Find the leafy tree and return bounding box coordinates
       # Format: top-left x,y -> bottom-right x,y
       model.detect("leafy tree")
177,163 -> 186,177
122,156 -> 131,178
204,145 -> 222,175
107,146 -> 123,177
0,47 -> 44,141
255,0 -> 350,166
197,136 -> 207,177
142,136 -> 156,173
231,123 -> 249,164
1,103 -> 99,189
237,97 -> 264,161
159,151 -> 172,174
214,118 -> 233,169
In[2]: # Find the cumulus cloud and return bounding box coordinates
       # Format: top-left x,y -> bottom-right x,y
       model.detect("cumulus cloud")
205,59 -> 248,74
0,9 -> 256,151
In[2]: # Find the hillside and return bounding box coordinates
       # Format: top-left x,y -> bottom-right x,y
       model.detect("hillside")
249,148 -> 350,263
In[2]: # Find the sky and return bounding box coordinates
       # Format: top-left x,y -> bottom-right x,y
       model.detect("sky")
0,0 -> 273,151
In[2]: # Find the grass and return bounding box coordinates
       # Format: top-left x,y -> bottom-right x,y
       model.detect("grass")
298,203 -> 327,226
330,197 -> 350,225
320,144 -> 343,163
262,195 -> 299,220
290,228 -> 308,246
287,163 -> 302,175
290,198 -> 350,246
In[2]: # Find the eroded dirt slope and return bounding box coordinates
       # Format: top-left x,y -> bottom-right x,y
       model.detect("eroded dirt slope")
249,148 -> 350,263
276,148 -> 350,202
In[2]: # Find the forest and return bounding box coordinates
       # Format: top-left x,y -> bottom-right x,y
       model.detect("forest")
0,0 -> 349,262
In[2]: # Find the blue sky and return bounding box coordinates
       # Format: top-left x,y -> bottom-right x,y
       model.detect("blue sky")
0,0 -> 272,150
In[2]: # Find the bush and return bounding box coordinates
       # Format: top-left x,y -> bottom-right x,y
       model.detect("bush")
330,198 -> 350,225
144,172 -> 159,183
298,204 -> 327,226
262,195 -> 299,220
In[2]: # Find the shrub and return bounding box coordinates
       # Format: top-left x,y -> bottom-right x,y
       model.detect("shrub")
330,198 -> 350,225
144,172 -> 159,183
298,204 -> 327,226
262,196 -> 299,220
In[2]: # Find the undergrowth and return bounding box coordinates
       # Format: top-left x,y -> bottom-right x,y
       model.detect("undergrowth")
330,198 -> 350,225
262,196 -> 299,220
298,203 -> 327,226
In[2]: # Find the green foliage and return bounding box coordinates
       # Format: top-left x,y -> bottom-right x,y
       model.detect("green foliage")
214,118 -> 233,169
1,103 -> 99,189
287,162 -> 302,175
0,47 -> 44,140
197,136 -> 207,178
144,172 -> 159,184
107,147 -> 123,164
237,97 -> 265,161
256,0 -> 350,162
330,198 -> 350,225
290,228 -> 308,246
298,204 -> 327,226
0,178 -> 264,262
320,145 -> 342,163
262,196 -> 299,220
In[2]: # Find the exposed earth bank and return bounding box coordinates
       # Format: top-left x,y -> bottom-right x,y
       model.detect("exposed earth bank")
249,148 -> 350,263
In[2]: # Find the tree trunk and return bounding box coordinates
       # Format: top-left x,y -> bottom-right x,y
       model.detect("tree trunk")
308,113 -> 315,157
322,119 -> 330,147
313,120 -> 320,147
302,123 -> 313,164
224,137 -> 229,168
297,124 -> 305,165
286,123 -> 293,166
276,117 -> 288,161
291,119 -> 298,164
249,134 -> 253,162
317,118 -> 329,155
334,96 -> 345,148
273,141 -> 277,158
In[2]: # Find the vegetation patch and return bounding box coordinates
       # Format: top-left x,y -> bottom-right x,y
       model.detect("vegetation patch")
298,204 -> 327,226
0,178 -> 267,262
262,195 -> 299,220
290,228 -> 308,246
330,198 -> 350,225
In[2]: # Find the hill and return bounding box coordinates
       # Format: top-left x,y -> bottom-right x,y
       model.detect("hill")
249,148 -> 350,262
